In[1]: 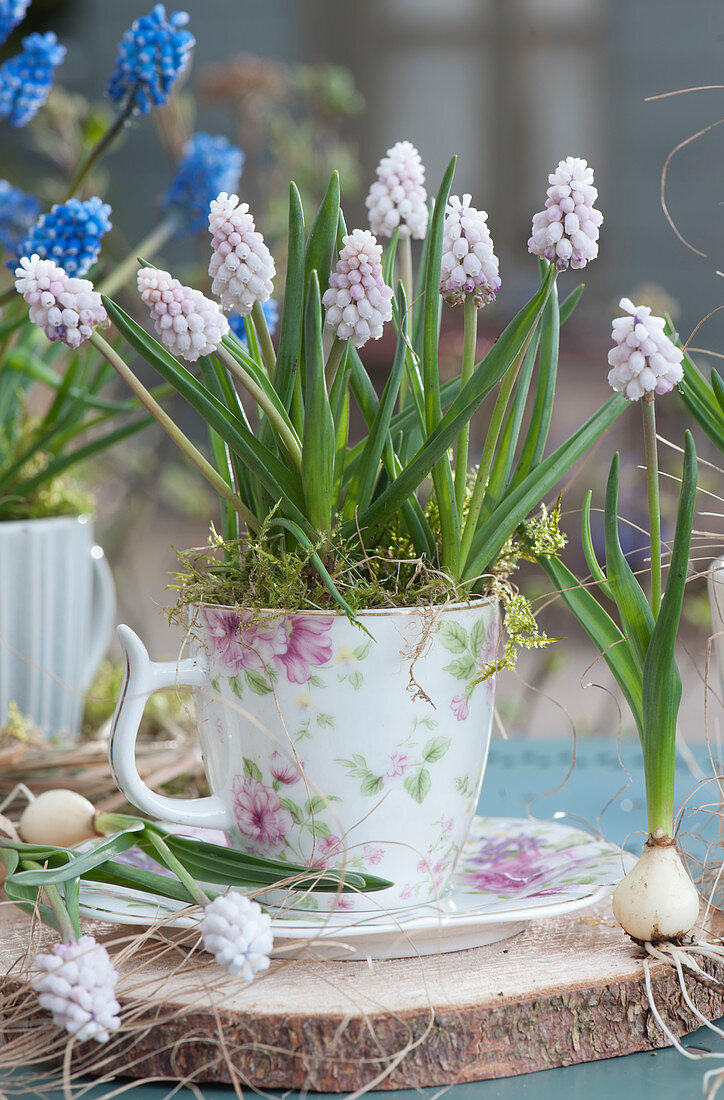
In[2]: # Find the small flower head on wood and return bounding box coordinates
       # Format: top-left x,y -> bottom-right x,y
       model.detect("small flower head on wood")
322,228 -> 393,347
528,156 -> 602,271
365,139 -> 428,241
440,194 -> 500,308
607,297 -> 684,401
137,266 -> 229,362
208,192 -> 275,316
31,934 -> 121,1043
15,255 -> 107,348
200,891 -> 273,980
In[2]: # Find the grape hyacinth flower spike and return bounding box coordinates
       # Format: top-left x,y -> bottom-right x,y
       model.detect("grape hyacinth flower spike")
322,228 -> 393,348
15,255 -> 107,348
107,5 -> 194,117
528,156 -> 603,271
607,298 -> 684,402
0,0 -> 30,47
163,132 -> 244,235
137,267 -> 229,362
208,192 -> 275,315
31,934 -> 121,1043
15,197 -> 112,277
0,31 -> 65,127
0,180 -> 40,255
366,140 -> 428,240
199,892 -> 273,981
440,194 -> 500,308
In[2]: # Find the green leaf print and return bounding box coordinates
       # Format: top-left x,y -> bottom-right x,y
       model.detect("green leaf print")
337,754 -> 369,777
317,712 -> 335,728
422,736 -> 451,763
309,674 -> 325,688
229,675 -> 244,699
348,670 -> 363,690
360,773 -> 384,796
242,757 -> 263,782
245,669 -> 273,695
279,797 -> 304,824
211,675 -> 221,694
353,640 -> 372,661
470,616 -> 487,656
437,620 -> 468,654
311,820 -> 331,838
443,655 -> 477,680
404,767 -> 432,804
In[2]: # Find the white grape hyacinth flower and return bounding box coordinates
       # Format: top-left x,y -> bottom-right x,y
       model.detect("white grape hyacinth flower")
31,935 -> 121,1043
208,192 -> 275,316
440,194 -> 500,308
528,156 -> 603,271
15,255 -> 107,348
322,228 -> 393,348
607,297 -> 684,401
200,891 -> 273,981
365,139 -> 428,240
137,267 -> 229,362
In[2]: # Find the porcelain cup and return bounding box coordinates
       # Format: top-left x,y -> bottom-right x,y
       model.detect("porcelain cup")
110,599 -> 498,912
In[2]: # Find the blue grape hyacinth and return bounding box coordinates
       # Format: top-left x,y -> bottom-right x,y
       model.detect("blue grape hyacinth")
229,298 -> 279,347
107,5 -> 194,116
15,197 -> 112,277
0,32 -> 65,127
0,180 -> 40,255
162,132 -> 243,234
0,0 -> 30,46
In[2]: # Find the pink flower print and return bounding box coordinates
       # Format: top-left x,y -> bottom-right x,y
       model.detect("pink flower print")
450,694 -> 470,722
386,751 -> 410,778
202,608 -> 286,674
315,834 -> 343,866
231,775 -> 292,854
276,615 -> 334,684
400,884 -> 412,901
442,817 -> 455,834
269,750 -> 300,786
362,844 -> 385,866
331,893 -> 354,911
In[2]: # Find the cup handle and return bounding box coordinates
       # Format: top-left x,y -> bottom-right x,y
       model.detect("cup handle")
81,547 -> 116,692
109,624 -> 233,830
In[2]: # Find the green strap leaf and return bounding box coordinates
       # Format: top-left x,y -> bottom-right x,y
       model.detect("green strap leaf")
301,271 -> 335,532
581,489 -> 613,600
641,430 -> 697,834
558,283 -> 584,325
305,171 -> 341,301
275,183 -> 306,417
511,277 -> 559,485
603,452 -> 655,670
537,553 -> 643,735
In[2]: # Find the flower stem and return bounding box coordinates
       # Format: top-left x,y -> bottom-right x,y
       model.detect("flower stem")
454,296 -> 478,515
251,300 -> 277,378
642,394 -> 661,618
217,344 -> 303,470
99,217 -> 177,298
91,333 -> 260,531
324,336 -> 345,388
397,237 -> 414,412
63,102 -> 135,202
25,860 -> 78,941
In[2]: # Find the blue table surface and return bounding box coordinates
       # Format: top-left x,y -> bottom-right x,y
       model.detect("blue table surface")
4,736 -> 724,1099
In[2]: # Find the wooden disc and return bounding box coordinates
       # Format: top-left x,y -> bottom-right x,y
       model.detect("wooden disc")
2,902 -> 724,1091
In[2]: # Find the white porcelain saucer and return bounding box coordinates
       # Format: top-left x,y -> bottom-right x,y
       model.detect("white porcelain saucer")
77,816 -> 632,960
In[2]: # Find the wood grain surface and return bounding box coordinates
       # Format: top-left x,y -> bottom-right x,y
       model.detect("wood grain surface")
2,900 -> 724,1091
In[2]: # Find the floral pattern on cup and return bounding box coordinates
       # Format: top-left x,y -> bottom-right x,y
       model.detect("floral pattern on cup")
438,614 -> 499,719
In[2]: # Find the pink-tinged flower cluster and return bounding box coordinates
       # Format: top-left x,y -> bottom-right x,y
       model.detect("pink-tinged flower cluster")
322,229 -> 393,348
202,608 -> 334,684
232,774 -> 292,853
607,297 -> 684,401
15,255 -> 106,348
440,194 -> 500,308
31,935 -> 120,1043
528,156 -> 602,271
200,891 -> 273,981
208,192 -> 275,316
365,140 -> 428,240
137,266 -> 229,362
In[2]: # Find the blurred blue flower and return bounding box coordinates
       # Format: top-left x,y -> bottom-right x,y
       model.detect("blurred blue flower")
0,0 -> 30,47
15,196 -> 112,276
107,5 -> 194,116
0,32 -> 65,127
229,298 -> 279,346
0,180 -> 40,255
162,132 -> 244,234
